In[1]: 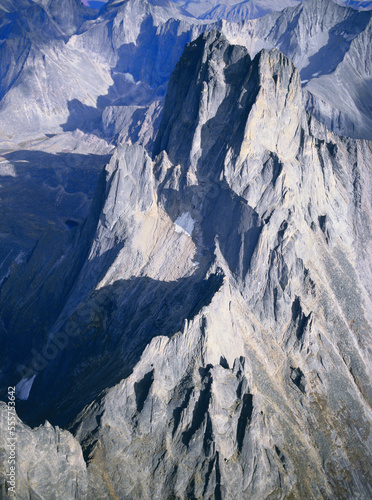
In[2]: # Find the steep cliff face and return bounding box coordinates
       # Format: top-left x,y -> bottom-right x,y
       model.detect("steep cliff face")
303,14 -> 372,139
222,0 -> 372,139
4,30 -> 371,499
0,0 -> 109,138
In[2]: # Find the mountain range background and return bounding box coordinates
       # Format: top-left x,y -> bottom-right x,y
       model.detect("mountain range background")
81,0 -> 372,14
0,0 -> 371,498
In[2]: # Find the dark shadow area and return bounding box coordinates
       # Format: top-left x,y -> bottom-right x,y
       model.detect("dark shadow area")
65,219 -> 79,230
62,99 -> 102,133
290,366 -> 306,394
88,1 -> 106,9
172,385 -> 193,437
274,445 -> 287,470
0,149 -> 111,280
202,186 -> 262,279
219,356 -> 229,369
3,267 -> 224,427
214,452 -> 222,500
2,149 -> 111,197
236,393 -> 253,453
158,181 -> 262,281
291,296 -> 311,342
182,367 -> 212,447
134,370 -> 154,413
0,156 -> 111,415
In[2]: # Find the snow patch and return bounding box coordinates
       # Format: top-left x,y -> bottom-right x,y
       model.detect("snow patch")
15,251 -> 27,265
174,212 -> 195,236
16,375 -> 36,401
123,73 -> 135,84
0,161 -> 17,177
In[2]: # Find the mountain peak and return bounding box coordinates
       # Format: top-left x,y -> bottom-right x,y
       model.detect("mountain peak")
155,30 -> 302,172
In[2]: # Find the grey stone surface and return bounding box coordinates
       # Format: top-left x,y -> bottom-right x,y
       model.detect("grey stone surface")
69,31 -> 372,499
0,402 -> 87,500
221,0 -> 372,139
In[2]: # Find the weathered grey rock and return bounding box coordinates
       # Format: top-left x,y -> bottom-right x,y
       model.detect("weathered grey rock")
221,0 -> 372,139
0,0 -> 107,140
1,0 -> 372,148
0,402 -> 87,500
199,0 -> 299,22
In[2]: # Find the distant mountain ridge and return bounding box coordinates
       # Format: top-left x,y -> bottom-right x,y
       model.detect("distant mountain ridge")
0,0 -> 371,147
199,0 -> 300,21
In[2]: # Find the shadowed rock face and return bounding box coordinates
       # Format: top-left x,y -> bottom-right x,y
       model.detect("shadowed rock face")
1,30 -> 371,499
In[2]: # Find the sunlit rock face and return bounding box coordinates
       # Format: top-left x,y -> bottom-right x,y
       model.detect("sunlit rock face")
221,0 -> 372,140
2,29 -> 371,499
0,402 -> 87,500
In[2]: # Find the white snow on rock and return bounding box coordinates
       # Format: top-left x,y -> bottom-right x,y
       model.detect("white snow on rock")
123,72 -> 135,84
174,212 -> 195,236
16,375 -> 36,401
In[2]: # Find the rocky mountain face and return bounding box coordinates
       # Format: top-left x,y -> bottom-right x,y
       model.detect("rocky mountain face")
1,29 -> 371,499
68,0 -> 372,144
198,0 -> 299,21
0,0 -> 110,139
0,401 -> 87,500
7,0 -> 372,293
168,0 -> 372,19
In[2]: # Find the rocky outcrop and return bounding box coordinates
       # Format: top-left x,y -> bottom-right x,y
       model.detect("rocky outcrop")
0,0 -> 106,139
0,402 -> 87,500
1,0 -> 372,145
199,0 -> 298,22
222,0 -> 372,139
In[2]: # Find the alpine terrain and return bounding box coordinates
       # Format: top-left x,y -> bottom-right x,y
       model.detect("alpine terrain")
0,0 -> 371,499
